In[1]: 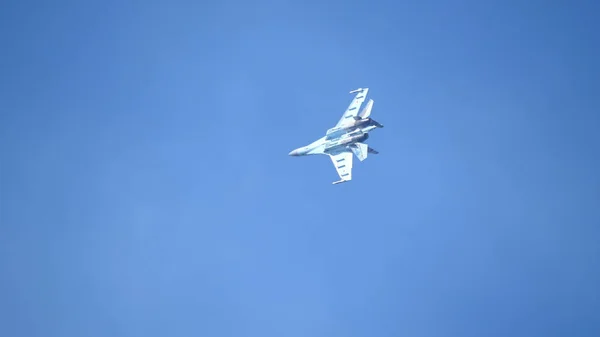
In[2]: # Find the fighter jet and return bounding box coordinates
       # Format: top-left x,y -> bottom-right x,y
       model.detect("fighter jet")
288,88 -> 383,184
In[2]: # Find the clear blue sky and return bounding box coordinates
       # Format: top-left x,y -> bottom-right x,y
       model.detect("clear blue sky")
1,1 -> 599,336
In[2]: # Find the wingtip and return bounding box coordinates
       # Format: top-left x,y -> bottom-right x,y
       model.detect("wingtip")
349,88 -> 364,94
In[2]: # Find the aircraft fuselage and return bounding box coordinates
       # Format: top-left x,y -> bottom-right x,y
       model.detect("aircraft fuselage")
323,131 -> 369,153
325,118 -> 374,139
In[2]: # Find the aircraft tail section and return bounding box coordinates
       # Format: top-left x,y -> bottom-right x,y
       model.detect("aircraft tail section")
350,142 -> 368,161
368,147 -> 379,154
370,118 -> 383,128
358,99 -> 374,119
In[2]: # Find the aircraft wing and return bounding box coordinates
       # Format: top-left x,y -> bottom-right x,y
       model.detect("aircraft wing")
329,151 -> 353,184
334,88 -> 369,128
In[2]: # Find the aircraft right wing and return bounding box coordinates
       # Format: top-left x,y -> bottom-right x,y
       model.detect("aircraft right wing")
329,150 -> 353,184
334,88 -> 369,128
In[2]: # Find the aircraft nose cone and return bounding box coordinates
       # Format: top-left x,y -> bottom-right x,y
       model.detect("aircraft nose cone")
289,149 -> 298,156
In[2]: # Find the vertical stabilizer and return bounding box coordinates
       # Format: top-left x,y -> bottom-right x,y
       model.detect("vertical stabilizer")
350,142 -> 369,161
358,99 -> 374,119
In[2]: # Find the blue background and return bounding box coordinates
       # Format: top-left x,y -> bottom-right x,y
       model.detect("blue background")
1,1 -> 599,336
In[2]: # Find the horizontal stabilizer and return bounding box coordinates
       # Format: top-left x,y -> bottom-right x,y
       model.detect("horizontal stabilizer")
358,99 -> 374,119
368,147 -> 379,154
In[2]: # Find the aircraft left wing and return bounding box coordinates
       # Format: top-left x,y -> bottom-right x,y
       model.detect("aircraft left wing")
329,151 -> 353,184
334,88 -> 369,128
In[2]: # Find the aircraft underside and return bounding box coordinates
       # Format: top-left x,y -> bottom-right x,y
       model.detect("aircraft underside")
288,87 -> 383,184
